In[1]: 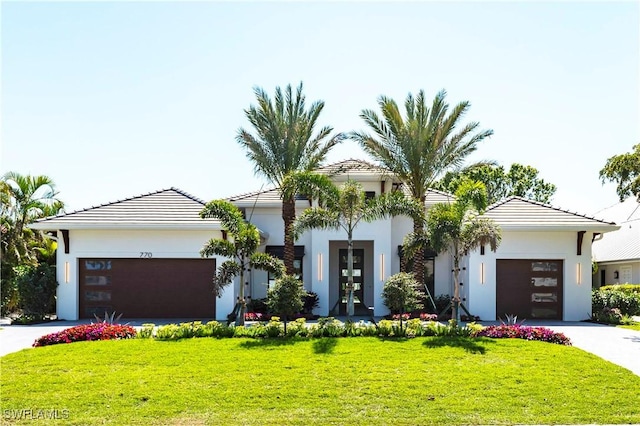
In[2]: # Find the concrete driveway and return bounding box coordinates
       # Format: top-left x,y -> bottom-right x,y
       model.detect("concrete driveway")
0,318 -> 211,357
1,319 -> 639,376
524,321 -> 640,376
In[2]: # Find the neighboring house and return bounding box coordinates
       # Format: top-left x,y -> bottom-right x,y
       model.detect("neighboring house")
31,159 -> 620,322
592,197 -> 640,286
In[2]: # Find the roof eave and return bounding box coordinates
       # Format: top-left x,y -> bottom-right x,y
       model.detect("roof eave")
496,224 -> 621,232
29,222 -> 222,231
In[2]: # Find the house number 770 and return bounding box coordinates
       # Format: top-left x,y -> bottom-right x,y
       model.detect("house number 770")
140,252 -> 153,258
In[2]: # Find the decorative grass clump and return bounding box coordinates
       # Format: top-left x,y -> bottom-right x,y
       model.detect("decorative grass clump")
472,324 -> 571,345
32,323 -> 137,347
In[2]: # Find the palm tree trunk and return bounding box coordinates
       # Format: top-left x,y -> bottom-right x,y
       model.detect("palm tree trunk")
412,215 -> 425,288
452,252 -> 461,322
282,197 -> 296,275
235,262 -> 246,326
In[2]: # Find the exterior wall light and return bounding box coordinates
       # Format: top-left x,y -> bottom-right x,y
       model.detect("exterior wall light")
317,253 -> 323,282
64,261 -> 70,283
480,262 -> 485,285
576,263 -> 582,285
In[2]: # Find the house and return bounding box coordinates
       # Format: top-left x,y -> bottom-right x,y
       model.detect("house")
31,159 -> 620,322
592,197 -> 640,286
29,189 -> 231,320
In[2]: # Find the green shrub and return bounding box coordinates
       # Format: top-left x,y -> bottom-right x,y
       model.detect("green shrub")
309,317 -> 345,338
592,287 -> 640,317
284,318 -> 308,337
0,276 -> 18,316
263,317 -> 283,338
246,298 -> 269,315
302,292 -> 319,315
138,323 -> 156,339
13,264 -> 58,320
267,275 -> 306,333
382,272 -> 425,314
599,284 -> 640,294
430,294 -> 452,315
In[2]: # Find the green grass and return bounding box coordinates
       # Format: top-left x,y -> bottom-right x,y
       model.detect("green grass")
619,322 -> 640,331
2,337 -> 639,425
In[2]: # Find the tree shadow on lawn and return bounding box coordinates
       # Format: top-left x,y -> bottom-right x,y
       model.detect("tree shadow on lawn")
238,338 -> 300,349
422,336 -> 495,354
312,337 -> 338,354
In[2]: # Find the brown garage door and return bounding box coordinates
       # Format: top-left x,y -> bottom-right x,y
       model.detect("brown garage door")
496,259 -> 563,320
79,258 -> 216,319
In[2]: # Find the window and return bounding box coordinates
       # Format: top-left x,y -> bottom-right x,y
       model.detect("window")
266,246 -> 305,287
365,191 -> 376,200
398,245 -> 436,297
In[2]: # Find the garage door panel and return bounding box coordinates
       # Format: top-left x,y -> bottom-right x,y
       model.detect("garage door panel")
80,258 -> 216,318
497,259 -> 563,320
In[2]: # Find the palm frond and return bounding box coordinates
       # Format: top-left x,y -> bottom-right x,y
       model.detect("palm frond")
199,200 -> 244,234
250,252 -> 285,279
200,238 -> 236,259
212,261 -> 242,297
292,208 -> 340,239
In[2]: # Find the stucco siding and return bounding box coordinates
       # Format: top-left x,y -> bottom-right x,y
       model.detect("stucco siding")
468,230 -> 594,321
55,229 -> 232,321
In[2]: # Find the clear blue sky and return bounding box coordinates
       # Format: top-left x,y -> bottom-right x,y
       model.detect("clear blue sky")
2,1 -> 638,216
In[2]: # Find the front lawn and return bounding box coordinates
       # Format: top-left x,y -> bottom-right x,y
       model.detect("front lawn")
619,322 -> 640,331
2,337 -> 639,425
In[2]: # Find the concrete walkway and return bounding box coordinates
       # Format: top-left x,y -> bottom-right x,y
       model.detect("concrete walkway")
1,319 -> 639,376
514,321 -> 640,376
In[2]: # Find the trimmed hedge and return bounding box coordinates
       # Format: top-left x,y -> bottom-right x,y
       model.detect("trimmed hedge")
142,318 -> 571,345
599,284 -> 640,294
593,285 -> 640,317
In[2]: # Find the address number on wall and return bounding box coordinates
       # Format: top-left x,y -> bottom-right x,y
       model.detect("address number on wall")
140,252 -> 153,258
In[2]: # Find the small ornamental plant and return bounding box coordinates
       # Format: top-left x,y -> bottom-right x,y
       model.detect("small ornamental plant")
392,313 -> 411,321
33,323 -> 137,347
419,313 -> 438,321
244,312 -> 265,321
472,324 -> 571,346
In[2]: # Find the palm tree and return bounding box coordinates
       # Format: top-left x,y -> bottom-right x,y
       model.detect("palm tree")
200,200 -> 285,326
408,179 -> 501,321
1,172 -> 64,267
293,179 -> 421,318
352,89 -> 493,286
237,82 -> 344,275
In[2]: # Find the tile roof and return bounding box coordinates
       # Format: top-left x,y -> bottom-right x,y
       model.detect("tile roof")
315,158 -> 392,176
481,197 -> 619,231
227,159 -> 405,207
30,188 -> 221,230
592,197 -> 640,262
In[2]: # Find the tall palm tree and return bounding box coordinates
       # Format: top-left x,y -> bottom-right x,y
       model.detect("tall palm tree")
237,82 -> 344,275
408,179 -> 501,321
293,179 -> 421,318
352,89 -> 493,285
200,200 -> 285,326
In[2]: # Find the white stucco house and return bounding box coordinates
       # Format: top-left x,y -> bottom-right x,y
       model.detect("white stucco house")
31,159 -> 620,322
592,197 -> 640,286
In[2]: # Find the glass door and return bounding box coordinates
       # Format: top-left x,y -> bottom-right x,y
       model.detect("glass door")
339,249 -> 364,315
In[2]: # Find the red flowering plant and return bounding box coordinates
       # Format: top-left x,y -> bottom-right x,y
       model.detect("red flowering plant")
472,324 -> 571,346
244,312 -> 265,321
419,313 -> 438,321
33,323 -> 137,347
392,313 -> 411,320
